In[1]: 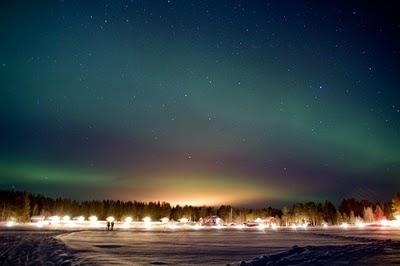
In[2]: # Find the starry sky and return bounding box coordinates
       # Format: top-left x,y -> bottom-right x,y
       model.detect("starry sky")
1,0 -> 400,207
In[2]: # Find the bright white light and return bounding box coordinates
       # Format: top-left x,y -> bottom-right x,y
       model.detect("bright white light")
323,223 -> 328,228
355,221 -> 366,228
392,215 -> 400,227
106,216 -> 115,222
376,218 -> 400,228
76,216 -> 85,223
193,223 -> 201,230
258,223 -> 267,230
36,221 -> 45,228
6,221 -> 14,227
62,216 -> 74,227
65,221 -> 76,228
271,223 -> 278,230
380,219 -> 390,227
341,222 -> 349,229
142,216 -> 152,229
168,223 -> 178,230
88,216 -> 98,227
121,216 -> 133,229
179,217 -> 189,223
160,217 -> 169,223
212,223 -> 223,230
49,216 -> 61,225
89,215 -> 98,223
291,224 -> 297,230
255,217 -> 262,223
235,224 -> 245,229
301,223 -> 308,229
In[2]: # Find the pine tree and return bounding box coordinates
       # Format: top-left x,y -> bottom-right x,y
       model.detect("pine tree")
374,205 -> 385,221
281,206 -> 289,226
20,192 -> 30,223
349,210 -> 356,224
363,207 -> 374,223
392,193 -> 400,216
336,210 -> 343,224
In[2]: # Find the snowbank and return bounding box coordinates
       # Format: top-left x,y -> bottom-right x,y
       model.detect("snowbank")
234,233 -> 400,265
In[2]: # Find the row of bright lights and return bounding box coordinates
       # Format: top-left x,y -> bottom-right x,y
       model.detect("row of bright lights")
34,216 -> 184,224
2,220 -> 316,230
5,215 -> 400,229
3,221 -> 379,230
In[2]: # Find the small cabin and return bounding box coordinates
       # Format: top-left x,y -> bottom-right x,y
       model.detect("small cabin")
200,215 -> 222,226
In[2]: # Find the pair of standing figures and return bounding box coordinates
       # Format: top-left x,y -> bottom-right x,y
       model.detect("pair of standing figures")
107,221 -> 114,231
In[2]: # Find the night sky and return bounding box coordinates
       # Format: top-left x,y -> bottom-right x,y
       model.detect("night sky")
1,1 -> 400,206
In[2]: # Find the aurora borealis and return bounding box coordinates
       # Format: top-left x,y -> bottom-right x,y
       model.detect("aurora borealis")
1,1 -> 400,206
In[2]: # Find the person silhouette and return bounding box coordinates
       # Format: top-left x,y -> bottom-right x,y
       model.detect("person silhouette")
107,221 -> 110,231
111,221 -> 114,231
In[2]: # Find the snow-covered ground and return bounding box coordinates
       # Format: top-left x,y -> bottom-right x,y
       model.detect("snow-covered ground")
1,226 -> 400,265
0,229 -> 76,265
59,227 -> 400,265
234,229 -> 400,265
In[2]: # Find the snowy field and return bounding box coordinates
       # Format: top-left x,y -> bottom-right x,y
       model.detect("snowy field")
1,226 -> 400,265
0,230 -> 77,265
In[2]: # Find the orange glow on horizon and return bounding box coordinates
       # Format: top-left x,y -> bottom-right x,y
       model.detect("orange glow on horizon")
104,172 -> 287,206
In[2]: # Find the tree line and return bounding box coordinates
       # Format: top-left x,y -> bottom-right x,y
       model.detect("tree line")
1,190 -> 399,225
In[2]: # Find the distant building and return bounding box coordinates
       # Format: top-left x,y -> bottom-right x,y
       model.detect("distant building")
199,215 -> 222,225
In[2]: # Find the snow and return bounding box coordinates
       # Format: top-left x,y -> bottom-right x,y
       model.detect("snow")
58,227 -> 400,265
235,242 -> 393,265
235,230 -> 400,265
0,229 -> 76,265
1,226 -> 400,265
